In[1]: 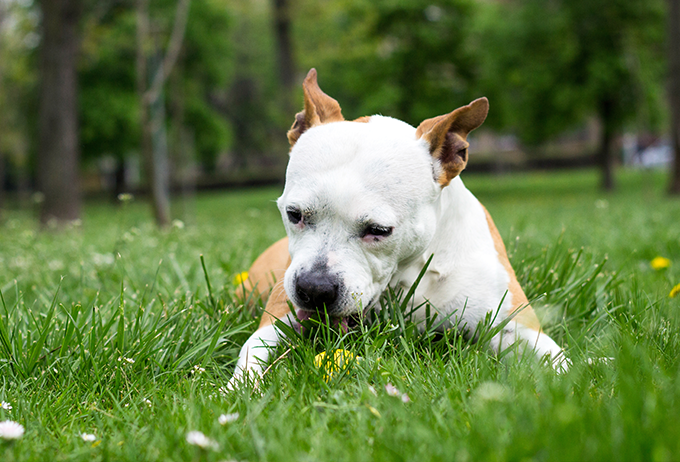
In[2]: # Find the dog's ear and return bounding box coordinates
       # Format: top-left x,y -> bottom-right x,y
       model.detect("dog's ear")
416,97 -> 489,186
287,69 -> 345,146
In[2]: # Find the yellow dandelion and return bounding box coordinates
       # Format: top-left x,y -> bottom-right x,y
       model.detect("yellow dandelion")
314,349 -> 357,381
232,271 -> 249,286
651,257 -> 671,271
670,284 -> 680,299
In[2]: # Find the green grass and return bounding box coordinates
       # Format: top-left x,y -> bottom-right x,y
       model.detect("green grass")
0,168 -> 679,461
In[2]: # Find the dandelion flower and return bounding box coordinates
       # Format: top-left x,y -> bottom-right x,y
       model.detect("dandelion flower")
80,433 -> 97,442
0,420 -> 24,440
232,271 -> 249,286
671,284 -> 680,299
651,257 -> 671,270
186,430 -> 218,450
218,413 -> 239,425
314,349 -> 356,381
0,402 -> 11,411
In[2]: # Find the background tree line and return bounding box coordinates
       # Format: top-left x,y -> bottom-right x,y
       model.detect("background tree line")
0,0 -> 678,227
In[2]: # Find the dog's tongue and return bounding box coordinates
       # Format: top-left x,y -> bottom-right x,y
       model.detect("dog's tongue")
296,309 -> 350,332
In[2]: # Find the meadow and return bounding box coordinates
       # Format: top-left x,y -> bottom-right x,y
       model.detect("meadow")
0,168 -> 679,461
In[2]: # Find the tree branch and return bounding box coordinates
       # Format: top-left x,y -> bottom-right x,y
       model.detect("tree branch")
144,0 -> 191,104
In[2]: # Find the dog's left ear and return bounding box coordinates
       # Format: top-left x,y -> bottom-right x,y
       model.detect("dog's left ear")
416,97 -> 489,186
287,69 -> 345,146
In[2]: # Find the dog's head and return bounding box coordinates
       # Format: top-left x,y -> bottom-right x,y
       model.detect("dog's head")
278,69 -> 488,319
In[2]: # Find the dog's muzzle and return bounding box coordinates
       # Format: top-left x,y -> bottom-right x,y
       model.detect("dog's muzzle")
294,270 -> 341,313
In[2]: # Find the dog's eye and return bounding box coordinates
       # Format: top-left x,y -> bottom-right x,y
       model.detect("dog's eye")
287,208 -> 302,225
361,225 -> 393,239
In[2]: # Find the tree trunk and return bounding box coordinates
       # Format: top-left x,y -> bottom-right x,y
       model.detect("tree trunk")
273,0 -> 295,115
37,0 -> 82,225
114,158 -> 127,201
669,0 -> 680,195
598,98 -> 616,191
136,0 -> 191,228
0,151 -> 4,220
136,0 -> 170,227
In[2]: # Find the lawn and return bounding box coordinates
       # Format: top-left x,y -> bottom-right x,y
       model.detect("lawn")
1,168 -> 679,461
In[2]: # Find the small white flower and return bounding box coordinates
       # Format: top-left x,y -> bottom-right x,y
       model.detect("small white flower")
117,356 -> 135,364
117,193 -> 134,202
385,383 -> 400,397
92,253 -> 115,267
0,420 -> 24,440
186,430 -> 218,450
172,219 -> 185,229
80,433 -> 97,442
473,381 -> 510,403
192,365 -> 206,374
1,401 -> 12,411
401,393 -> 411,403
218,413 -> 239,425
367,386 -> 377,396
143,398 -> 152,407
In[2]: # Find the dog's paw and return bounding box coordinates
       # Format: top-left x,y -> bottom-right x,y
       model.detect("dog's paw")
550,351 -> 571,374
224,368 -> 263,393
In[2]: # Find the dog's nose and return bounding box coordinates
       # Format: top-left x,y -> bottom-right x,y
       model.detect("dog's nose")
295,271 -> 339,311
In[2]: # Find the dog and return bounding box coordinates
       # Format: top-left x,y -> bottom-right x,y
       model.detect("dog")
228,69 -> 565,387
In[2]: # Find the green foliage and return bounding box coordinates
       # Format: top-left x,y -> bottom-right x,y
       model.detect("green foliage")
79,8 -> 140,160
296,0 -> 478,124
1,169 -> 679,460
473,0 -> 667,144
0,1 -> 39,168
77,0 -> 233,167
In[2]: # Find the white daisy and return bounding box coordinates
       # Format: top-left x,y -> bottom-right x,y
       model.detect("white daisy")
80,433 -> 97,442
0,420 -> 24,440
384,383 -> 400,397
186,430 -> 218,450
218,413 -> 239,425
0,401 -> 12,411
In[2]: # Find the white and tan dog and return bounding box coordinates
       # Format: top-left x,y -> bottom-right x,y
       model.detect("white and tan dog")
229,69 -> 565,387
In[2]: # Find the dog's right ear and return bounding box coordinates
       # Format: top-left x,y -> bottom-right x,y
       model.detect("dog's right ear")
287,69 -> 345,146
416,97 -> 489,186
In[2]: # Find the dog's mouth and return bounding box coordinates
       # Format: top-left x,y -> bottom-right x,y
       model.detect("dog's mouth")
295,303 -> 373,333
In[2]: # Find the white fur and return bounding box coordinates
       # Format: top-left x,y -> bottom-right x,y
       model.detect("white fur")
232,115 -> 565,385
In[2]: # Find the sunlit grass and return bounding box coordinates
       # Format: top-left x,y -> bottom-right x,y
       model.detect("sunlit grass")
0,168 -> 679,461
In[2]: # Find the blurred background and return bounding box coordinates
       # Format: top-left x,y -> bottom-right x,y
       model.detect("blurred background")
0,0 -> 678,228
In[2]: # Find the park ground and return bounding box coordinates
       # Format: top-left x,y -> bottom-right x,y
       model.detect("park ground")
1,168 -> 680,461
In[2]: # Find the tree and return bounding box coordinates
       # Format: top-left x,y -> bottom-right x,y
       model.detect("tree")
474,0 -> 666,190
272,0 -> 295,115
37,0 -> 82,224
670,0 -> 680,195
564,0 -> 666,191
136,0 -> 191,228
295,0 -> 477,125
79,7 -> 140,199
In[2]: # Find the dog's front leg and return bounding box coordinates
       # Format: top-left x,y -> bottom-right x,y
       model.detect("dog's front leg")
228,280 -> 295,389
492,320 -> 569,371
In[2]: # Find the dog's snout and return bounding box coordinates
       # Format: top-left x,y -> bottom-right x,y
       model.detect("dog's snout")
295,271 -> 339,311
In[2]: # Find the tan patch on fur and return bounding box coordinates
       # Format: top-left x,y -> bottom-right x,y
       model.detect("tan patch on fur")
353,116 -> 371,123
236,237 -> 290,304
481,204 -> 542,332
258,279 -> 292,328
